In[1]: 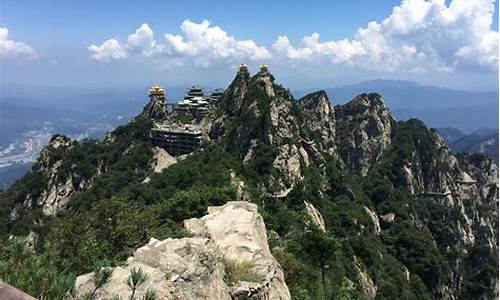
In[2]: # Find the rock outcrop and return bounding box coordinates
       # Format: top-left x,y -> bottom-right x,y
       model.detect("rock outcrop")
9,135 -> 91,221
0,282 -> 37,300
222,66 -> 250,117
304,201 -> 326,232
298,90 -> 336,155
218,67 -> 325,197
151,147 -> 177,173
335,93 -> 395,175
142,96 -> 167,120
73,201 -> 291,300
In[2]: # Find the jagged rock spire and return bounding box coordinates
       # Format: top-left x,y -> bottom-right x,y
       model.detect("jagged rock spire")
298,90 -> 336,154
335,93 -> 395,175
220,64 -> 252,116
257,64 -> 275,97
142,84 -> 167,120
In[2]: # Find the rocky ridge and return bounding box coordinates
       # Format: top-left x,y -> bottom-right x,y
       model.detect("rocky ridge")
9,135 -> 90,220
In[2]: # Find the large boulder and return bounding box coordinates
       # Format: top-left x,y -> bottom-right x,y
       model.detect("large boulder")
73,201 -> 291,300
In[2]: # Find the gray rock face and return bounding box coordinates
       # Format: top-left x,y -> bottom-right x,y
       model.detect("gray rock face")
220,69 -> 309,197
222,69 -> 250,117
304,201 -> 326,232
150,146 -> 177,173
74,237 -> 229,300
142,97 -> 167,120
298,90 -> 336,154
335,93 -> 395,175
73,201 -> 291,300
363,206 -> 380,235
185,201 -> 291,299
263,95 -> 306,196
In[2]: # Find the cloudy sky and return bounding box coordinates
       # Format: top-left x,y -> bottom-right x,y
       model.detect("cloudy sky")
1,0 -> 499,90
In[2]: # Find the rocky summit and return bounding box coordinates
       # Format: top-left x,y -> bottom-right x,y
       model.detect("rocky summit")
0,65 -> 497,300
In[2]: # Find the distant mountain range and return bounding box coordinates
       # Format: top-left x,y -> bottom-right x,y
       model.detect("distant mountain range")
438,127 -> 498,164
297,79 -> 498,133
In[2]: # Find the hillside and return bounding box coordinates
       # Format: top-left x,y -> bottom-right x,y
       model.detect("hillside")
0,67 -> 497,300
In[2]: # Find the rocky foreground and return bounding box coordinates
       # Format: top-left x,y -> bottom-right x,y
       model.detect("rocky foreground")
73,201 -> 291,300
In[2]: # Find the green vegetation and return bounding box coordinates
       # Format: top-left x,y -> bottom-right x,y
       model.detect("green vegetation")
0,237 -> 75,299
224,260 -> 265,284
124,267 -> 148,300
0,118 -> 240,295
86,265 -> 114,300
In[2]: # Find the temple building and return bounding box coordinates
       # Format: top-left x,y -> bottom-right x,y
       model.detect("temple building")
238,63 -> 249,75
207,88 -> 224,103
174,85 -> 210,118
184,85 -> 204,99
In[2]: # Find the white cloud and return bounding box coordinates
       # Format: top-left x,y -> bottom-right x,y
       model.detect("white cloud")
88,1 -> 498,72
127,23 -> 166,57
272,0 -> 498,72
88,23 -> 162,62
89,21 -> 269,66
88,38 -> 127,62
273,33 -> 365,62
0,27 -> 35,60
164,20 -> 271,66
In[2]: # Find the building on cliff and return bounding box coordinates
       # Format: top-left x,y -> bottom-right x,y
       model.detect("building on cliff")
150,124 -> 202,156
144,76 -> 226,156
238,63 -> 249,75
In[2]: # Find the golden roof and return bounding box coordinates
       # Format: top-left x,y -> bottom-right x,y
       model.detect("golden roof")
149,84 -> 165,96
260,64 -> 268,72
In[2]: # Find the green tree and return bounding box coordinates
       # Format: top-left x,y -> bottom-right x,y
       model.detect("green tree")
124,267 -> 148,300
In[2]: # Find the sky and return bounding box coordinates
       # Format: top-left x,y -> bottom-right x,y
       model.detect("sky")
1,0 -> 499,91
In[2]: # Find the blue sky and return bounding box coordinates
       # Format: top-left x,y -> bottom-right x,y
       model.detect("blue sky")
1,0 -> 499,90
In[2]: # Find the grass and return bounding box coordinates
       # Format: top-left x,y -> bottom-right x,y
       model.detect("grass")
224,259 -> 265,284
